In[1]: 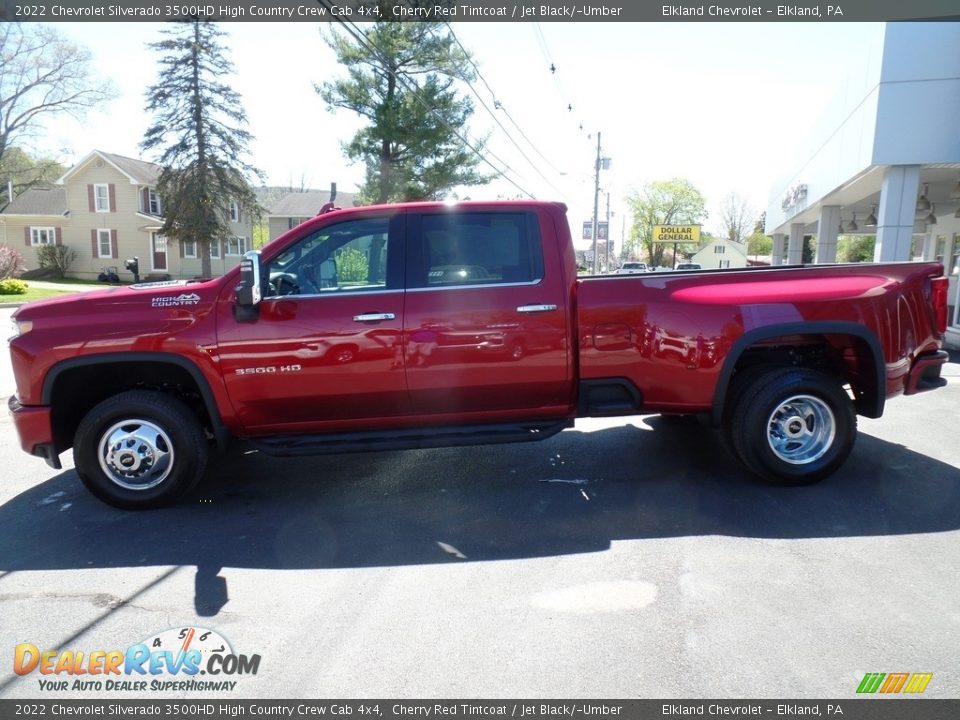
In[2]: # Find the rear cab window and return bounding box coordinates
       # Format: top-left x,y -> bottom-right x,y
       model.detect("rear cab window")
407,211 -> 544,289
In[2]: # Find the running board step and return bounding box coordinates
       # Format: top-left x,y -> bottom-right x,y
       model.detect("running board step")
247,420 -> 573,457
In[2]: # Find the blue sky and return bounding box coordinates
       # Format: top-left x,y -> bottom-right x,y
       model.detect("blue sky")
37,21 -> 880,246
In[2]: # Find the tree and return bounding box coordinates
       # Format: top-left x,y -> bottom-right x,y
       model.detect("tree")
0,147 -> 66,199
837,235 -> 875,263
141,20 -> 262,278
625,179 -> 707,267
718,192 -> 754,246
318,12 -> 488,204
746,229 -> 773,258
0,24 -> 112,191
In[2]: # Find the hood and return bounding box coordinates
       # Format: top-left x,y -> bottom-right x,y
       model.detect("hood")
12,277 -> 226,325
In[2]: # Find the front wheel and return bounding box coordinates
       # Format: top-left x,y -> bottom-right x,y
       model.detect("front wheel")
73,390 -> 208,509
728,367 -> 856,485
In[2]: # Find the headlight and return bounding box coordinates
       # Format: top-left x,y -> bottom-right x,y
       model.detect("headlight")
10,318 -> 32,337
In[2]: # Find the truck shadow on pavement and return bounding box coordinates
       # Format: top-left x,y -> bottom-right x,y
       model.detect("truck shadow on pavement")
1,418 -> 958,615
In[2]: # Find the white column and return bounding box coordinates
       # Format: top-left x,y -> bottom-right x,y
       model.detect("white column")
815,206 -> 841,263
772,233 -> 786,265
787,223 -> 804,264
874,165 -> 921,262
943,235 -> 955,269
921,233 -> 936,261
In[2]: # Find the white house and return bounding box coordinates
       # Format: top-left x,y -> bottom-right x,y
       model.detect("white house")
691,238 -> 748,269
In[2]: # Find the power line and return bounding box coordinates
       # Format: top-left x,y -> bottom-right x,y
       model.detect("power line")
319,6 -> 536,199
438,24 -> 570,200
443,22 -> 566,179
532,23 -> 596,139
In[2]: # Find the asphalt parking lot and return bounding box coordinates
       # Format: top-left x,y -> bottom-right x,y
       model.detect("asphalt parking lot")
1,305 -> 958,699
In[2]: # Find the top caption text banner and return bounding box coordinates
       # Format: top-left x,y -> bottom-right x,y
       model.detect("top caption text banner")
1,0 -> 959,22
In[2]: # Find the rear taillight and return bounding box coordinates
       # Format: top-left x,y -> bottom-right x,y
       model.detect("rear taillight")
931,276 -> 949,335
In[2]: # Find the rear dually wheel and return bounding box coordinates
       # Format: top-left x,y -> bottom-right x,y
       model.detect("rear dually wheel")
727,367 -> 856,485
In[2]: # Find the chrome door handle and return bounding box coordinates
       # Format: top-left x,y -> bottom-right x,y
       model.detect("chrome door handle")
353,312 -> 396,322
517,304 -> 557,313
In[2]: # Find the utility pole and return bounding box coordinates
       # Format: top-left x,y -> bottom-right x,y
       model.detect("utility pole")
591,132 -> 601,275
605,191 -> 611,271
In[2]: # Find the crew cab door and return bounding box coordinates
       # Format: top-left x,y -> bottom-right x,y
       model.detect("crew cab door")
217,213 -> 407,432
403,208 -> 572,418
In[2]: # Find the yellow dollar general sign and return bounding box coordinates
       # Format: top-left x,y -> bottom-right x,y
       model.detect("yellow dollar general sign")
857,672 -> 933,694
652,225 -> 701,243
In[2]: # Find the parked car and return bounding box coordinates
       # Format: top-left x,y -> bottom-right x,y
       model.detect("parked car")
675,263 -> 703,271
649,266 -> 674,272
616,262 -> 647,274
7,200 -> 950,508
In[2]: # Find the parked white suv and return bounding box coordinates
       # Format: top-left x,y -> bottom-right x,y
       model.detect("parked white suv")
617,262 -> 648,274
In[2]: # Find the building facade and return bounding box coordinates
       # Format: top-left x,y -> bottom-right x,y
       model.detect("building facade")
690,238 -> 748,269
764,23 -> 960,347
267,189 -> 357,242
0,150 -> 253,281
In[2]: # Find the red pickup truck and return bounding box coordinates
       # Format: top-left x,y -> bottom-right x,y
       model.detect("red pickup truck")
7,201 -> 950,508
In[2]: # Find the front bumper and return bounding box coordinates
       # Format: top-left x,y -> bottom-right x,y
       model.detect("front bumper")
7,395 -> 61,469
903,350 -> 950,395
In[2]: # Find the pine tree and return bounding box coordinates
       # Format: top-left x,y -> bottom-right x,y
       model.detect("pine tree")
318,15 -> 488,204
141,20 -> 261,277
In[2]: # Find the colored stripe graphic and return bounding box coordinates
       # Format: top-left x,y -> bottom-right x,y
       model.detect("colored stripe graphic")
880,673 -> 909,693
856,672 -> 933,694
857,673 -> 885,694
904,673 -> 933,694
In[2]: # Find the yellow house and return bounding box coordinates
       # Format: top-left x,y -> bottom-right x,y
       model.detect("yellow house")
0,150 -> 253,280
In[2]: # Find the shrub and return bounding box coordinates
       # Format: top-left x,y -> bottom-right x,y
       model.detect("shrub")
36,244 -> 77,279
0,244 -> 26,280
336,246 -> 369,284
0,278 -> 28,295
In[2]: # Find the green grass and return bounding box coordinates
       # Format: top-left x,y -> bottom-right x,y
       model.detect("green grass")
0,287 -> 80,303
41,277 -> 111,286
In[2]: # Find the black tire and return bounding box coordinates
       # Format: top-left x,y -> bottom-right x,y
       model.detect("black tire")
719,363 -> 777,463
73,390 -> 208,509
728,367 -> 856,485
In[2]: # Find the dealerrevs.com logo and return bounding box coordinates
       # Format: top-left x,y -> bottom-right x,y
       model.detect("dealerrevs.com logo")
14,626 -> 260,693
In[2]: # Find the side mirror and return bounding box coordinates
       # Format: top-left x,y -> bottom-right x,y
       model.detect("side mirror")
234,250 -> 262,322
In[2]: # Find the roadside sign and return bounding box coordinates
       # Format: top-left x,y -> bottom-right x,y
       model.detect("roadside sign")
652,224 -> 701,243
583,221 -> 609,240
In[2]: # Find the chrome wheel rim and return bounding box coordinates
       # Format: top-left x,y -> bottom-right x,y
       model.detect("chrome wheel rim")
766,395 -> 835,465
97,419 -> 174,490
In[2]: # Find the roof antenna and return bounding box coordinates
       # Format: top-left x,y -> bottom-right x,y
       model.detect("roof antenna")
318,181 -> 340,215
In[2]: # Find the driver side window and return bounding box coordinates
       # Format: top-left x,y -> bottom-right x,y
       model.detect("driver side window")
265,217 -> 391,297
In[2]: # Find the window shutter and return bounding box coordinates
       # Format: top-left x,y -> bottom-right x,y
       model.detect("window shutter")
87,184 -> 95,212
90,229 -> 98,257
108,184 -> 116,213
25,227 -> 31,247
55,227 -> 62,246
111,229 -> 118,259
179,240 -> 185,258
141,188 -> 149,213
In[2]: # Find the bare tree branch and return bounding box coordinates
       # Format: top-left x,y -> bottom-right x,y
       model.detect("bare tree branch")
0,24 -> 115,173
